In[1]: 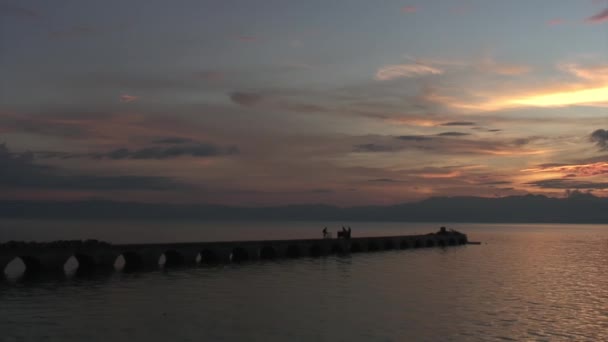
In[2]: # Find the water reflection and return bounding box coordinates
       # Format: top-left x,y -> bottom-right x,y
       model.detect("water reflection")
2,224 -> 608,341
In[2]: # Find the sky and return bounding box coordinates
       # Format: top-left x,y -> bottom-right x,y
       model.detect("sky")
1,0 -> 608,206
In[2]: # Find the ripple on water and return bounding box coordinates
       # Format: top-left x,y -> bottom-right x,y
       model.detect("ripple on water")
2,223 -> 608,341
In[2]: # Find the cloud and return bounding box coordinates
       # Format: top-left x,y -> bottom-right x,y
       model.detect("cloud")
39,142 -> 240,160
100,144 -> 239,160
437,132 -> 471,137
228,91 -> 326,113
375,64 -> 442,81
0,144 -> 181,191
401,6 -> 417,13
230,92 -> 265,106
0,4 -> 40,19
478,57 -> 531,76
120,94 -> 139,103
590,129 -> 608,150
528,179 -> 608,189
351,134 -> 547,156
441,121 -> 476,126
559,63 -> 608,81
522,161 -> 608,177
547,18 -> 565,26
369,178 -> 401,183
153,137 -> 195,144
587,8 -> 608,23
396,135 -> 433,141
353,144 -> 401,153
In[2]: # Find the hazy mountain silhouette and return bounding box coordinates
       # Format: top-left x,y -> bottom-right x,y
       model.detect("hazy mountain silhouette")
1,194 -> 607,222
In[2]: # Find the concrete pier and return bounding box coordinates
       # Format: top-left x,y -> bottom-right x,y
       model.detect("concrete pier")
1,232 -> 467,278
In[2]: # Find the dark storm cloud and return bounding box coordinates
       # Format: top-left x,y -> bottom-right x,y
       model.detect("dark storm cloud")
153,137 -> 195,144
0,144 -> 182,190
368,178 -> 401,183
230,92 -> 264,107
353,144 -> 401,152
100,144 -> 239,160
590,129 -> 608,150
352,134 -> 541,155
395,135 -> 433,142
437,132 -> 471,137
35,141 -> 239,160
527,178 -> 608,190
440,121 -> 476,126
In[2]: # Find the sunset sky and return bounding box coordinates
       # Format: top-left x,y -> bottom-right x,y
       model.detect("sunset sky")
2,0 -> 608,206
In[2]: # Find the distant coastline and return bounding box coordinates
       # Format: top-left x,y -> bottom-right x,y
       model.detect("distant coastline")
1,193 -> 607,223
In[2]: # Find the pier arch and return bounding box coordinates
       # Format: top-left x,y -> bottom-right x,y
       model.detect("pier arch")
259,246 -> 277,260
414,240 -> 422,248
309,244 -> 322,257
383,240 -> 394,250
331,243 -> 344,254
230,248 -> 249,262
426,239 -> 436,248
198,249 -> 218,264
367,241 -> 379,252
64,254 -> 97,275
159,250 -> 185,267
3,256 -> 42,278
350,242 -> 362,253
286,245 -> 300,258
114,252 -> 144,272
400,240 -> 409,249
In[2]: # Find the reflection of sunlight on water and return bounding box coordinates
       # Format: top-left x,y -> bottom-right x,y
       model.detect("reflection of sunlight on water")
3,257 -> 26,280
2,224 -> 608,341
63,256 -> 79,276
113,255 -> 125,271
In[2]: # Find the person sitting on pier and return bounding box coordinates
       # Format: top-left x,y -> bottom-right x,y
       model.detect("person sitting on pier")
323,227 -> 329,238
438,226 -> 448,235
347,226 -> 352,239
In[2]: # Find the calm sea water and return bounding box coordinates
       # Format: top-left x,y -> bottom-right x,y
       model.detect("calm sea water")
2,221 -> 608,341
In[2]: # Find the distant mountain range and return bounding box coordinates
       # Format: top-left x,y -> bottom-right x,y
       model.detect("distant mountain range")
1,193 -> 607,223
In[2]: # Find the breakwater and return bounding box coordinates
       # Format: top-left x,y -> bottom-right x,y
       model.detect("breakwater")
1,231 -> 467,278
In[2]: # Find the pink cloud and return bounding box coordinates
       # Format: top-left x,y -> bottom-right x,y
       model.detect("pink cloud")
120,94 -> 139,103
401,6 -> 417,13
547,18 -> 565,26
587,8 -> 608,23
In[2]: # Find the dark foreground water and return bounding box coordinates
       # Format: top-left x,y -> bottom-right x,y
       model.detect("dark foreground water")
2,221 -> 608,341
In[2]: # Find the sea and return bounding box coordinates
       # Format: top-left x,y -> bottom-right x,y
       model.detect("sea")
1,220 -> 608,341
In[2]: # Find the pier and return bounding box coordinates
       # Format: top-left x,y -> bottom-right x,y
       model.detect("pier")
1,231 -> 467,278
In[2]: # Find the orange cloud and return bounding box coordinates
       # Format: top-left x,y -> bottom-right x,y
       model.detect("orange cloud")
522,162 -> 608,177
419,170 -> 461,179
120,94 -> 139,103
401,6 -> 417,13
478,57 -> 531,76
